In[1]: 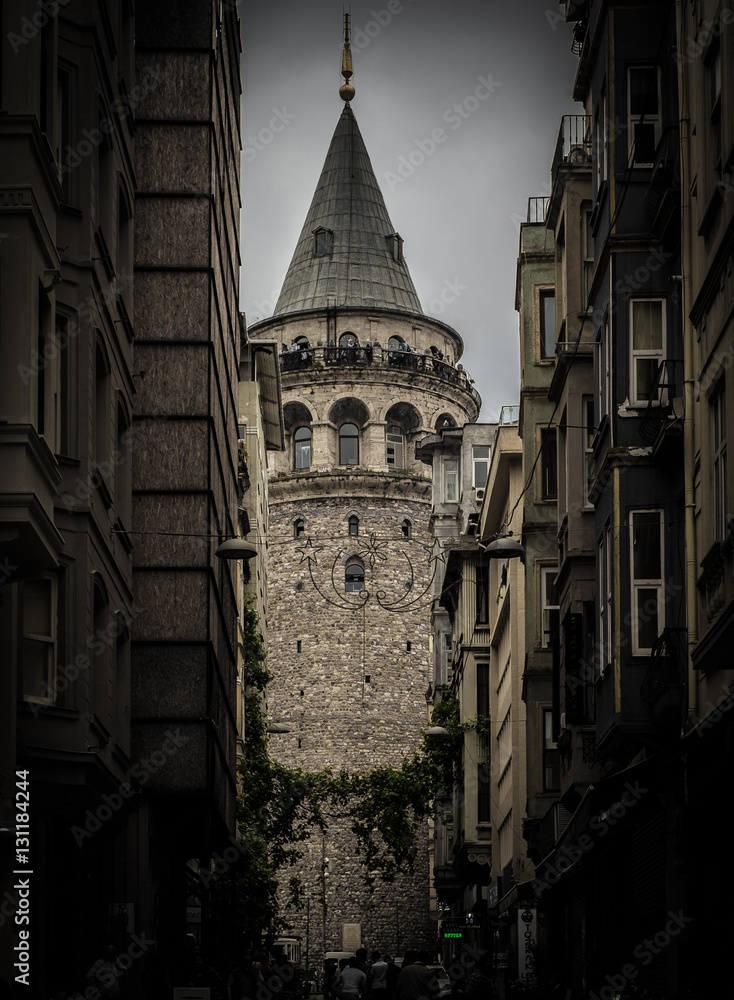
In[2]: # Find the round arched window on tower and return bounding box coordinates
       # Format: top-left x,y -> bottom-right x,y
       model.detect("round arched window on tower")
345,560 -> 365,594
294,426 -> 312,469
339,423 -> 359,465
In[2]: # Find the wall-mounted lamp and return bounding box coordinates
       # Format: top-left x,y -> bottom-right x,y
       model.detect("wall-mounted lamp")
479,534 -> 525,562
215,538 -> 257,560
425,726 -> 450,737
266,722 -> 291,734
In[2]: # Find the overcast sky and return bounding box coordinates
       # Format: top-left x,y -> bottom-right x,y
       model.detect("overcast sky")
239,0 -> 581,421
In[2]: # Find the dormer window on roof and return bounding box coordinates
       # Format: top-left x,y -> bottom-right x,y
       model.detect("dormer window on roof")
314,227 -> 334,257
386,233 -> 404,263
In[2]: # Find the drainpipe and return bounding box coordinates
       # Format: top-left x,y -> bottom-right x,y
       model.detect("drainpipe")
675,0 -> 697,728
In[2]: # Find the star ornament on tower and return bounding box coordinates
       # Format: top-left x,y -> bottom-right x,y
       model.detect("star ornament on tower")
296,536 -> 324,566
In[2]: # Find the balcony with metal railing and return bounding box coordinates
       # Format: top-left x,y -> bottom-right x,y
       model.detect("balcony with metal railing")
551,115 -> 592,183
278,342 -> 482,408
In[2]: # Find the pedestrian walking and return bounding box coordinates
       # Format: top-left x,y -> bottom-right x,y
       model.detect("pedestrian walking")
332,957 -> 367,1000
394,951 -> 440,1000
384,957 -> 399,1000
369,952 -> 388,997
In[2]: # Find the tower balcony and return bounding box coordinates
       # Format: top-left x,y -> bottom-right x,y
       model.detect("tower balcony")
278,342 -> 482,409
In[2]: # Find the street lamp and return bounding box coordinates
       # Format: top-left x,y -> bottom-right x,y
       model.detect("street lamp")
479,534 -> 525,562
215,538 -> 258,560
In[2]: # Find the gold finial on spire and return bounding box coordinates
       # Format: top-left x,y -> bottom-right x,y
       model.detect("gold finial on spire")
340,12 -> 355,103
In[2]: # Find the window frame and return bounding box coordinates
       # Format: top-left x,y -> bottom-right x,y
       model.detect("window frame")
339,423 -> 360,466
472,445 -> 490,489
21,575 -> 57,705
386,425 -> 405,469
539,565 -> 559,649
582,395 -> 595,507
348,515 -> 359,537
539,288 -> 556,361
540,427 -> 558,502
627,65 -> 661,167
542,708 -> 560,792
629,508 -> 664,657
294,425 -> 312,470
444,458 -> 459,502
294,518 -> 305,539
630,298 -> 665,405
313,227 -> 334,257
345,560 -> 365,594
713,380 -> 728,541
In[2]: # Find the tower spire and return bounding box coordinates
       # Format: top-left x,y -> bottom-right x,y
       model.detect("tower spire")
339,13 -> 355,104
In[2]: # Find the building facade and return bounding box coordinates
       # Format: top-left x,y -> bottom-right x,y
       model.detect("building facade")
1,0 -> 245,988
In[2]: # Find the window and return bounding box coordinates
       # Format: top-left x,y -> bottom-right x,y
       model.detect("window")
707,38 -> 722,175
628,66 -> 660,166
386,233 -> 404,262
116,397 -> 131,526
345,561 -> 365,593
539,290 -> 556,360
540,566 -> 559,649
543,709 -> 560,792
444,459 -> 459,501
314,227 -> 333,256
540,428 -> 558,501
294,336 -> 310,350
596,315 -> 611,421
21,577 -> 56,703
582,395 -> 595,506
713,383 -> 727,540
386,426 -> 405,468
339,332 -> 359,348
472,445 -> 490,489
630,510 -> 664,655
476,554 -> 489,625
57,315 -> 72,456
477,662 -> 489,717
294,518 -> 305,539
348,515 -> 359,536
630,299 -> 664,403
388,336 -> 404,351
598,522 -> 613,673
339,423 -> 359,465
294,426 -> 312,470
401,519 -> 411,539
594,84 -> 608,192
95,337 -> 110,465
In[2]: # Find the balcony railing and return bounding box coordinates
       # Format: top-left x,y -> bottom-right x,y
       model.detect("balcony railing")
639,359 -> 683,444
551,114 -> 592,182
527,197 -> 549,223
278,344 -> 482,407
498,404 -> 519,425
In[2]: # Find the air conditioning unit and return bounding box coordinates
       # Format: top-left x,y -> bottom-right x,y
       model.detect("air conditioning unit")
476,488 -> 485,501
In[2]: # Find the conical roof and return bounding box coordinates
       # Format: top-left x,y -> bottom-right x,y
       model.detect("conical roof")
274,104 -> 423,316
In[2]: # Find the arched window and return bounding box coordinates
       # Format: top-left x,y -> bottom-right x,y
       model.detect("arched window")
339,332 -> 359,348
386,425 -> 405,468
294,518 -> 305,539
294,426 -> 312,470
402,519 -> 411,539
348,515 -> 359,537
345,561 -> 365,593
339,423 -> 359,465
294,336 -> 310,350
388,336 -> 404,351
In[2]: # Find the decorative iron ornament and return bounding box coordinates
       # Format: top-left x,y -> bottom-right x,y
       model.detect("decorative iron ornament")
295,531 -> 447,612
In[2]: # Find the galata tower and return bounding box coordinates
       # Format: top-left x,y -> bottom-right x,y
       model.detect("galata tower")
249,19 -> 480,964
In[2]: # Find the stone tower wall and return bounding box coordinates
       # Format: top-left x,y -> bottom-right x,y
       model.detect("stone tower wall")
253,309 -> 479,965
